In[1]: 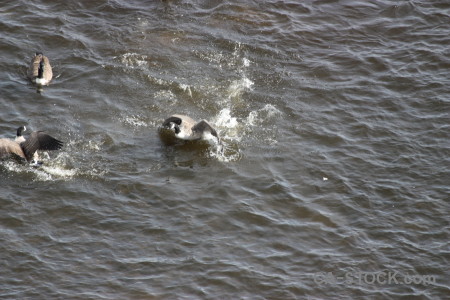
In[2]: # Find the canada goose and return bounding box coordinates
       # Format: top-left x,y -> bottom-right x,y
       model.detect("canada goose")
28,52 -> 53,86
162,114 -> 220,143
0,126 -> 63,163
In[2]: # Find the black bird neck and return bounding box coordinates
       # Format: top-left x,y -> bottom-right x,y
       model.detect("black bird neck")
174,124 -> 181,134
38,61 -> 45,79
16,126 -> 25,137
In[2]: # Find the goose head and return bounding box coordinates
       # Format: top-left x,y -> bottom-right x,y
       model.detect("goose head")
15,126 -> 26,143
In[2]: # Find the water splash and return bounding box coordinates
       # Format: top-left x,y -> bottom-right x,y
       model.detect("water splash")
209,103 -> 282,162
208,108 -> 241,162
215,108 -> 239,129
120,114 -> 148,128
210,142 -> 242,163
86,140 -> 102,151
228,77 -> 254,100
179,83 -> 193,98
41,165 -> 77,179
0,158 -> 77,182
116,52 -> 148,69
153,89 -> 178,106
246,104 -> 282,126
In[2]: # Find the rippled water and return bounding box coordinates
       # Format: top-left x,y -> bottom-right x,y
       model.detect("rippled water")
1,0 -> 449,299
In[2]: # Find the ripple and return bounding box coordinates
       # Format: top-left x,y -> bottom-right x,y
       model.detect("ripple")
1,0 -> 449,298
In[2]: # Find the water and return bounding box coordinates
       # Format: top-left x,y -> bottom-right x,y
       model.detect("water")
1,0 -> 449,299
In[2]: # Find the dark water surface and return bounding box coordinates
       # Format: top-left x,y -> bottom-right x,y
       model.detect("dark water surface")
1,0 -> 449,299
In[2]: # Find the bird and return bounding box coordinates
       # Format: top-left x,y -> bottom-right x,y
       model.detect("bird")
161,114 -> 220,143
27,52 -> 53,86
0,126 -> 63,164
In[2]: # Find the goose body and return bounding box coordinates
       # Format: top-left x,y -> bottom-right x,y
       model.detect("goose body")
0,126 -> 63,163
162,114 -> 220,142
28,52 -> 53,86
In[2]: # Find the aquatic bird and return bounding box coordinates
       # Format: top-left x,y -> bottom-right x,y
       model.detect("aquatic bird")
162,114 -> 220,143
28,52 -> 53,86
0,126 -> 63,163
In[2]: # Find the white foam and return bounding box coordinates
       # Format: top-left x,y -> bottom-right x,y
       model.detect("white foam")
117,53 -> 148,68
260,103 -> 281,116
121,115 -> 148,128
2,161 -> 23,174
246,104 -> 282,126
179,84 -> 193,97
153,90 -> 178,106
247,111 -> 258,126
207,109 -> 243,162
215,108 -> 238,129
36,151 -> 78,181
228,77 -> 254,99
41,166 -> 77,178
33,169 -> 53,181
87,140 -> 101,151
209,142 -> 242,163
195,50 -> 226,66
1,159 -> 77,181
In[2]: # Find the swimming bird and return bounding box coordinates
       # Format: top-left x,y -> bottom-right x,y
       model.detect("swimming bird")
0,126 -> 63,163
162,114 -> 220,143
28,52 -> 53,86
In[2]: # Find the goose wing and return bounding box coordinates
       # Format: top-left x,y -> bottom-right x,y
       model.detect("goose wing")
192,120 -> 218,138
41,56 -> 53,81
20,131 -> 63,162
28,54 -> 43,79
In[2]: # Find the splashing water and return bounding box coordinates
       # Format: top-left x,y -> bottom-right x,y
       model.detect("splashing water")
215,108 -> 239,129
247,104 -> 282,126
228,77 -> 254,100
116,53 -> 148,69
179,84 -> 193,97
120,115 -> 148,128
41,166 -> 77,179
0,159 -> 77,182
